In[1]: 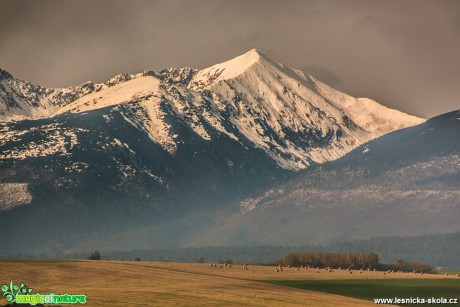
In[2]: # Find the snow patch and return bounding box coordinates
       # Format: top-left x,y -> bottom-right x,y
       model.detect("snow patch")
0,124 -> 87,160
239,188 -> 285,214
0,183 -> 32,211
65,162 -> 89,174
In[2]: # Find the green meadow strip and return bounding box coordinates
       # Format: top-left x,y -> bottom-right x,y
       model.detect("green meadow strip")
259,279 -> 460,302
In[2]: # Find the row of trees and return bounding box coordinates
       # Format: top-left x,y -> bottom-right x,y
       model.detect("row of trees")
85,250 -> 433,273
280,252 -> 379,269
380,259 -> 434,273
3,233 -> 458,269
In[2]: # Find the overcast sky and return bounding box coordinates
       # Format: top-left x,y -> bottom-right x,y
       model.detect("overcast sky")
1,0 -> 459,118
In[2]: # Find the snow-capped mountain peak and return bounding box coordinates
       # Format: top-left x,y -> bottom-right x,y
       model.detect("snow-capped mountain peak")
0,50 -> 424,170
188,49 -> 264,90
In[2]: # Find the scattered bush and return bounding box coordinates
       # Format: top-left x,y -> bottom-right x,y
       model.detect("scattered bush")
88,251 -> 101,260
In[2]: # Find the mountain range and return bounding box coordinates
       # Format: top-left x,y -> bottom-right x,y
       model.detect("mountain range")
191,110 -> 460,246
1,49 -> 455,254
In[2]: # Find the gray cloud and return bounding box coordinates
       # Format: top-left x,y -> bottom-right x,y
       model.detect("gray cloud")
1,0 -> 459,118
301,65 -> 343,88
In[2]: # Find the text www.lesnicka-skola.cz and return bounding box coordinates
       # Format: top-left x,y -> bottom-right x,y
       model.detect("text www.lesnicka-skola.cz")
374,297 -> 458,304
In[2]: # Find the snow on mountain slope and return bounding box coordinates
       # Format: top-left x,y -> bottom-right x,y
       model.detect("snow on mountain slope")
306,76 -> 425,135
189,48 -> 262,88
0,68 -> 130,122
0,183 -> 32,210
189,49 -> 424,169
0,49 -> 424,170
0,69 -> 60,120
54,76 -> 161,115
0,122 -> 86,160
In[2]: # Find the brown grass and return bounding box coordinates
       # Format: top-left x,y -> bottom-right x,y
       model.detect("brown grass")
0,260 -> 454,306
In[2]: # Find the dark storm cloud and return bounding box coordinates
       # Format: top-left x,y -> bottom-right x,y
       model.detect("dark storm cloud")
0,0 -> 459,118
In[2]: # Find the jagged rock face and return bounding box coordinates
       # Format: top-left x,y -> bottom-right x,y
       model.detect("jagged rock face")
0,49 -> 426,253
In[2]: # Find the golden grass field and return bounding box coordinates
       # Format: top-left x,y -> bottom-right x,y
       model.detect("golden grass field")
0,260 -> 456,306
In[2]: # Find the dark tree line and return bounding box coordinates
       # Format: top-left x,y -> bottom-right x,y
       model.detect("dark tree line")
280,252 -> 379,269
380,259 -> 434,273
2,232 -> 458,270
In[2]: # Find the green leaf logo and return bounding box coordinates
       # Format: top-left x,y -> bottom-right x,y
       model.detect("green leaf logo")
1,280 -> 33,303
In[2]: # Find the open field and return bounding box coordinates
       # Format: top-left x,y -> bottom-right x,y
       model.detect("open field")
0,260 -> 458,306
